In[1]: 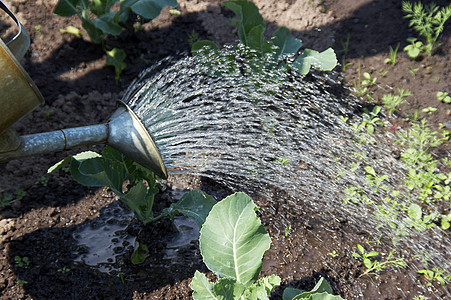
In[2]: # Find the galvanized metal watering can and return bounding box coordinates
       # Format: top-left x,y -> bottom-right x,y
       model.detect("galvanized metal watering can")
0,2 -> 167,178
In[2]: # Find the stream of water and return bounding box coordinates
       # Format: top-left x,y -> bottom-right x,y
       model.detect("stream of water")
124,46 -> 449,276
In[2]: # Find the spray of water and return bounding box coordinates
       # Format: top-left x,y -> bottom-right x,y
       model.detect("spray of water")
124,46 -> 449,276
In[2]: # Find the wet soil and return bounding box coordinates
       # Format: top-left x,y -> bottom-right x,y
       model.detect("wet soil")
0,0 -> 450,299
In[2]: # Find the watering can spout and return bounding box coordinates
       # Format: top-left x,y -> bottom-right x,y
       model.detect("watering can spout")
0,103 -> 168,179
107,102 -> 168,179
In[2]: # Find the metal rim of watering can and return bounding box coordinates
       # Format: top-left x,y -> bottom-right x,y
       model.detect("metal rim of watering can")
0,1 -> 31,61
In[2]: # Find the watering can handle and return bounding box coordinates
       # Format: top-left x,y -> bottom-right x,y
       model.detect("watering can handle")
0,1 -> 30,60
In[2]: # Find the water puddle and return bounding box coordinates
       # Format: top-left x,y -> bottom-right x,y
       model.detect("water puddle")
73,201 -> 135,274
163,216 -> 199,260
72,195 -> 200,275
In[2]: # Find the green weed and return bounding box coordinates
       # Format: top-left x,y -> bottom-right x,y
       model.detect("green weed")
408,66 -> 420,77
58,267 -> 71,274
353,244 -> 406,277
421,107 -> 437,114
353,63 -> 377,101
360,106 -> 384,134
382,89 -> 412,116
17,279 -> 28,287
284,224 -> 292,237
0,189 -> 26,208
402,1 -> 451,56
328,250 -> 339,258
404,37 -> 424,58
339,33 -> 352,70
364,166 -> 388,192
437,91 -> 451,104
54,0 -> 178,80
0,189 -> 14,207
14,256 -> 30,269
417,267 -> 451,286
384,43 -> 400,65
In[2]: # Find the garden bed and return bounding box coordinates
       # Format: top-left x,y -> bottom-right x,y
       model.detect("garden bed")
0,0 -> 450,299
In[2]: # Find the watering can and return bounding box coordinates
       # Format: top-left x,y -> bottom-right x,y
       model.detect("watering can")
0,2 -> 167,179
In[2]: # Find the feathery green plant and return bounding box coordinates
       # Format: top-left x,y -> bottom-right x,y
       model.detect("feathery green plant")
402,1 -> 451,56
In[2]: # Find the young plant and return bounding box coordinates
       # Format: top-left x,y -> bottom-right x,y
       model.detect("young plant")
403,37 -> 424,58
437,91 -> 451,104
49,147 -> 216,226
131,241 -> 150,265
54,0 -> 178,80
352,244 -> 406,277
191,192 -> 343,300
384,43 -> 400,66
191,192 -> 280,299
360,106 -> 384,134
14,256 -> 30,269
382,88 -> 412,116
282,277 -> 344,300
402,1 -> 451,56
192,0 -> 337,76
417,267 -> 451,286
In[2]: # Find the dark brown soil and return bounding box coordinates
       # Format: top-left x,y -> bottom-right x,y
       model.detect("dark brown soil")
0,0 -> 449,299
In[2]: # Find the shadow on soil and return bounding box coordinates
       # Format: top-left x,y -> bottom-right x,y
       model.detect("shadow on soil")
6,199 -> 205,299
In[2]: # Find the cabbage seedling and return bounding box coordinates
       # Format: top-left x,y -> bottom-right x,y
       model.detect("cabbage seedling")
54,0 -> 178,79
192,0 -> 337,76
191,192 -> 280,299
49,147 -> 216,226
191,192 -> 344,299
282,277 -> 344,300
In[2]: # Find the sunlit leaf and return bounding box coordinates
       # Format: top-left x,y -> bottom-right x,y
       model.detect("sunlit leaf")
293,48 -> 337,74
190,271 -> 218,300
106,48 -> 127,81
199,192 -> 271,286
